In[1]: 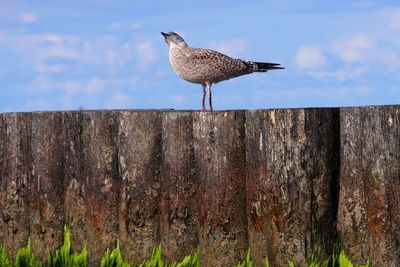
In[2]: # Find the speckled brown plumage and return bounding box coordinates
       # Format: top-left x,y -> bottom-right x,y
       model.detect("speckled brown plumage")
161,31 -> 284,111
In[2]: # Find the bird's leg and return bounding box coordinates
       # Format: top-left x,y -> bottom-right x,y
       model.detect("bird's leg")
201,84 -> 206,111
208,83 -> 213,111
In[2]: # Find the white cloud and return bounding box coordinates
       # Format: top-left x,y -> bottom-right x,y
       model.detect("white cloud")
331,33 -> 375,64
171,95 -> 187,105
122,42 -> 135,61
311,8 -> 400,82
43,45 -> 80,60
4,30 -> 158,76
107,23 -> 122,31
294,46 -> 326,69
85,78 -> 105,94
62,78 -> 106,95
208,39 -> 246,57
41,34 -> 69,45
106,93 -> 136,109
295,10 -> 400,82
63,80 -> 81,94
15,33 -> 134,75
80,35 -> 136,70
385,8 -> 400,31
13,33 -> 80,64
0,30 -> 8,42
24,98 -> 53,111
128,76 -> 139,88
136,40 -> 158,71
19,12 -> 38,24
131,22 -> 142,30
29,74 -> 52,91
106,22 -> 142,31
1,33 -> 82,79
32,75 -> 79,94
35,64 -> 64,74
105,49 -> 121,66
28,73 -> 106,95
304,67 -> 364,82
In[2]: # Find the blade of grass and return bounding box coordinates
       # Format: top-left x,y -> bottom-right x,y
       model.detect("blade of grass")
47,225 -> 89,267
0,245 -> 12,267
14,239 -> 43,267
100,240 -> 130,267
172,247 -> 200,267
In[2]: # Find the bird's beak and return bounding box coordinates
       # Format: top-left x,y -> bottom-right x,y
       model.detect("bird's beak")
161,32 -> 169,38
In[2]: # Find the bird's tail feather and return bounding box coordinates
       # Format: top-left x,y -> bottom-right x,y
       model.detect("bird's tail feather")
246,61 -> 284,72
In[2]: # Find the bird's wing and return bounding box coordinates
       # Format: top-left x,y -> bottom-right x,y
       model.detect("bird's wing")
186,48 -> 241,63
185,48 -> 284,73
185,48 -> 227,59
185,48 -> 249,74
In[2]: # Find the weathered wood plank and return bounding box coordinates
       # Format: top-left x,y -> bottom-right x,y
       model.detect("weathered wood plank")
81,111 -> 120,264
30,112 -> 65,259
193,111 -> 248,267
0,113 -> 32,256
118,111 -> 162,264
160,112 -> 198,262
338,106 -> 400,266
63,111 -> 87,253
246,109 -> 340,267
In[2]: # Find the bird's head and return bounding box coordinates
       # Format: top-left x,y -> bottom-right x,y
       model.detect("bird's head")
161,32 -> 188,48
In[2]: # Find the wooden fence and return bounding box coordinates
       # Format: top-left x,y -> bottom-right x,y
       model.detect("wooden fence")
0,106 -> 399,266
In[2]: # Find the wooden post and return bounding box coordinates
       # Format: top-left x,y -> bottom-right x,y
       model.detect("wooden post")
118,111 -> 162,264
193,111 -> 248,267
246,109 -> 339,267
63,111 -> 87,253
160,111 -> 199,262
0,113 -> 31,256
30,112 -> 65,259
338,106 -> 400,266
81,111 -> 120,264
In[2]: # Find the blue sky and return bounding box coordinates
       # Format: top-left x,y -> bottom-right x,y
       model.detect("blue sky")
0,0 -> 399,112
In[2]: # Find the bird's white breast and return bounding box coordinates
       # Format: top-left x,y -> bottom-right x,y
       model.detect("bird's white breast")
168,47 -> 202,84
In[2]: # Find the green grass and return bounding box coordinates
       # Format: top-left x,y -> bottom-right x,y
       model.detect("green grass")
14,240 -> 42,267
234,250 -> 253,267
0,227 -> 370,267
47,226 -> 88,267
100,240 -> 130,267
0,246 -> 13,267
287,243 -> 370,267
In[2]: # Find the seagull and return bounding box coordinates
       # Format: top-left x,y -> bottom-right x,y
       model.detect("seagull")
161,31 -> 284,111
